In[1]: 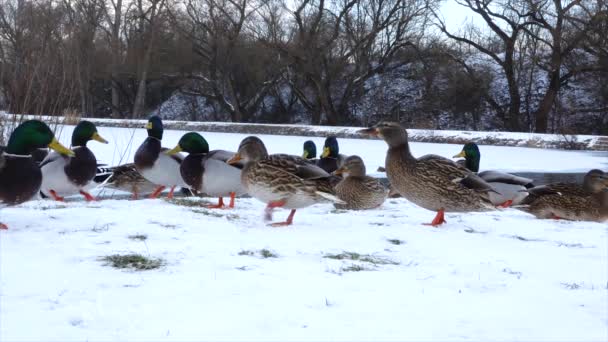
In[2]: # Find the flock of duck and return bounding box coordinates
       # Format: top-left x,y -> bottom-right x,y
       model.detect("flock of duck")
0,118 -> 607,229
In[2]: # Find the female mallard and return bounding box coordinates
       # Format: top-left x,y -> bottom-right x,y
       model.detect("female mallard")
134,116 -> 186,199
332,155 -> 388,210
40,121 -> 108,201
166,132 -> 245,208
453,142 -> 534,207
358,122 -> 496,226
317,136 -> 347,173
227,136 -> 344,226
94,163 -> 159,199
524,188 -> 608,222
0,120 -> 73,229
521,169 -> 607,205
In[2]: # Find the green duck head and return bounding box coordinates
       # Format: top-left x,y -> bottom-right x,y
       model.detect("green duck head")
453,142 -> 480,173
6,120 -> 74,156
302,140 -> 317,159
145,116 -> 164,140
72,121 -> 108,147
166,132 -> 209,155
321,136 -> 339,158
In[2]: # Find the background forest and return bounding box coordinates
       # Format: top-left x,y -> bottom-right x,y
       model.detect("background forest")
0,0 -> 606,134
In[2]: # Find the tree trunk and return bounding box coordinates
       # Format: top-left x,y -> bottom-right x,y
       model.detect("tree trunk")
111,0 -> 123,118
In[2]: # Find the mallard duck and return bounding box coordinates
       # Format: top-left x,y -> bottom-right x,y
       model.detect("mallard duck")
523,187 -> 608,222
134,116 -> 186,199
302,140 -> 318,162
358,122 -> 496,226
166,132 -> 246,208
0,120 -> 73,229
453,142 -> 534,207
94,163 -> 159,199
317,136 -> 347,173
227,136 -> 344,226
521,169 -> 608,205
39,121 -> 108,201
332,155 -> 388,210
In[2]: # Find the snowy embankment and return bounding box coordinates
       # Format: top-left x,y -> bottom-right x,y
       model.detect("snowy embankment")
1,124 -> 607,341
2,113 -> 607,150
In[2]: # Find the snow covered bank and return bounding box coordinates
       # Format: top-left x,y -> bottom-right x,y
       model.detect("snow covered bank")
2,113 -> 606,150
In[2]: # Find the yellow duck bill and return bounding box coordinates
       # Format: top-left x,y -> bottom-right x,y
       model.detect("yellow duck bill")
92,132 -> 109,144
48,138 -> 75,157
165,145 -> 182,155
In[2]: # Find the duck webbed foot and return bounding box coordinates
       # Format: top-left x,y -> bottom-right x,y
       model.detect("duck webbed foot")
49,190 -> 65,202
423,209 -> 447,227
80,190 -> 96,201
496,200 -> 513,208
206,197 -> 225,209
264,200 -> 287,222
149,186 -> 166,199
269,209 -> 296,227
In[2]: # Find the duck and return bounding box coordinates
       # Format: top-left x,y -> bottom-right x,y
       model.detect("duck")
39,121 -> 108,201
358,121 -> 496,226
134,116 -> 186,199
302,140 -> 318,163
166,132 -> 246,208
94,163 -> 159,199
332,155 -> 388,210
0,120 -> 74,229
227,136 -> 344,226
520,169 -> 608,206
523,188 -> 608,222
317,136 -> 347,173
453,142 -> 534,206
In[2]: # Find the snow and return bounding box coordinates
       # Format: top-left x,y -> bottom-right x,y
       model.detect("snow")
1,125 -> 607,341
52,125 -> 608,175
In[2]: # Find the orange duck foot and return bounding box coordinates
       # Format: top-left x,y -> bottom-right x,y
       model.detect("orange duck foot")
496,200 -> 513,208
49,190 -> 64,202
149,186 -> 166,199
206,197 -> 225,209
80,190 -> 96,202
268,209 -> 296,227
423,209 -> 447,227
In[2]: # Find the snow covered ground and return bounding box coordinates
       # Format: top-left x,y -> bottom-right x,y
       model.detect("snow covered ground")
1,125 -> 607,341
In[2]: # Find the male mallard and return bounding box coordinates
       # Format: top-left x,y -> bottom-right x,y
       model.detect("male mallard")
332,155 -> 388,210
453,142 -> 534,207
134,116 -> 186,199
302,140 -> 318,162
0,120 -> 73,229
227,136 -> 344,226
40,121 -> 108,201
94,163 -> 159,199
358,122 -> 496,226
524,188 -> 608,222
521,169 -> 608,205
317,136 -> 347,173
166,132 -> 246,208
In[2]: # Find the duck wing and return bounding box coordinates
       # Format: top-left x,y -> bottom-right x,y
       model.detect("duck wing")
478,170 -> 534,187
418,154 -> 496,194
39,151 -> 67,168
265,154 -> 331,180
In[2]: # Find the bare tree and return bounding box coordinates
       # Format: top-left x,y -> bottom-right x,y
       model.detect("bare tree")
435,0 -> 537,131
275,0 -> 432,125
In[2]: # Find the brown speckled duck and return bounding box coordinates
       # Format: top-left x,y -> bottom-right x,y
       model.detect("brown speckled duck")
227,136 -> 344,226
358,121 -> 495,226
519,169 -> 608,222
525,188 -> 608,222
332,155 -> 388,210
521,169 -> 607,205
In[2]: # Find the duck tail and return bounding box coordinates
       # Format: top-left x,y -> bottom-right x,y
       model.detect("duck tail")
315,191 -> 346,204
